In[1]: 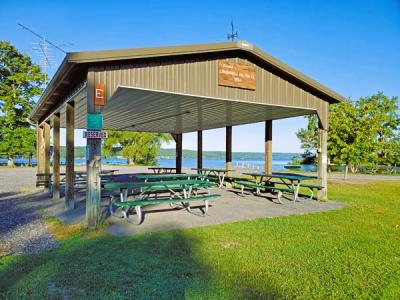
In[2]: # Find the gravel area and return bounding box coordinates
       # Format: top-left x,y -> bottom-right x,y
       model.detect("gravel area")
0,168 -> 59,256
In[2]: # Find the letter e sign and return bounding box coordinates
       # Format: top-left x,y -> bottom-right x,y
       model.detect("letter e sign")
94,83 -> 105,106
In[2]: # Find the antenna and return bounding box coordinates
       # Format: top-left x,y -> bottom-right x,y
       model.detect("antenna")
227,21 -> 239,41
31,40 -> 55,85
18,23 -> 73,85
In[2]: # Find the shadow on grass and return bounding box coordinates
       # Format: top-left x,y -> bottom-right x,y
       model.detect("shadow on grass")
0,222 -> 280,299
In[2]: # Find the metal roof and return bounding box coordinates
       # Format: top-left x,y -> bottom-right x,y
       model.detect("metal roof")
101,86 -> 314,133
30,40 -> 345,123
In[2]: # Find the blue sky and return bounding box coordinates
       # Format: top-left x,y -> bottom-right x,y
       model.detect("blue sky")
1,0 -> 399,152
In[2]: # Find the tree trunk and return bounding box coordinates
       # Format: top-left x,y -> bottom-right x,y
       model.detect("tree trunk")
7,156 -> 14,167
128,158 -> 135,165
28,153 -> 32,167
344,164 -> 348,180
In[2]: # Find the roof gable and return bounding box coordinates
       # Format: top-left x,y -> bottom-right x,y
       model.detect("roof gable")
30,41 -> 344,123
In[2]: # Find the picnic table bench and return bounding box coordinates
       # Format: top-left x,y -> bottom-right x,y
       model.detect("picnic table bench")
60,170 -> 119,184
148,167 -> 177,174
297,183 -> 324,199
240,172 -> 323,202
36,173 -> 53,196
36,173 -> 52,186
191,168 -> 233,188
37,170 -> 120,197
103,179 -> 220,224
234,180 -> 293,203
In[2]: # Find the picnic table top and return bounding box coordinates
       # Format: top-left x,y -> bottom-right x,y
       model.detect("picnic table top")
191,167 -> 233,173
104,179 -> 211,190
37,170 -> 119,176
148,167 -> 176,170
243,172 -> 316,181
135,173 -> 205,180
74,170 -> 118,174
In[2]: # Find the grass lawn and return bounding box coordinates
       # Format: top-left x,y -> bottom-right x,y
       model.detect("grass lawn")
1,180 -> 399,299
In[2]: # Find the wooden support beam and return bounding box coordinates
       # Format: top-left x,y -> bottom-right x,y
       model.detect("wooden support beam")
36,125 -> 45,180
52,114 -> 60,199
265,120 -> 273,175
197,130 -> 203,169
86,70 -> 102,229
317,127 -> 328,201
43,122 -> 51,190
226,126 -> 232,173
65,102 -> 75,209
175,133 -> 182,174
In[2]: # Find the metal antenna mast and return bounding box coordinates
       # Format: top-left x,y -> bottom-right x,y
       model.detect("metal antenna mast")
227,21 -> 239,41
18,23 -> 73,85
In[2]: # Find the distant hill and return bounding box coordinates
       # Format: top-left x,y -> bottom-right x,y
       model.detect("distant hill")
158,148 -> 298,161
60,146 -> 299,161
60,146 -> 86,158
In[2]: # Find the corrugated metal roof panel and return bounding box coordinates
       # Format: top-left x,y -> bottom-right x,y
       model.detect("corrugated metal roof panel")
99,86 -> 314,133
30,40 -> 344,124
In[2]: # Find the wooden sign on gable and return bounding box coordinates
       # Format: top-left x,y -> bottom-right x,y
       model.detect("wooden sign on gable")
218,60 -> 256,90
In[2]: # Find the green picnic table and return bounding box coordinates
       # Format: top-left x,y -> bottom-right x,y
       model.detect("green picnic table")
103,179 -> 219,224
191,168 -> 233,188
58,170 -> 119,183
148,167 -> 176,174
243,172 -> 320,202
135,173 -> 207,182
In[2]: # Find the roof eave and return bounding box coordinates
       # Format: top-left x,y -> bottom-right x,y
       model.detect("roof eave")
29,56 -> 73,122
67,41 -> 241,63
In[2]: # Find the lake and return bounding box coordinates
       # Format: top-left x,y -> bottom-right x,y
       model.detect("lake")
1,157 -> 317,172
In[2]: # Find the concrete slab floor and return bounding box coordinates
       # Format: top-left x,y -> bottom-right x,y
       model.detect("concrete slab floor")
43,184 -> 345,236
104,188 -> 345,236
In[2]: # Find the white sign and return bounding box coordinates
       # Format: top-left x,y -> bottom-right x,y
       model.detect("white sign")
83,131 -> 108,139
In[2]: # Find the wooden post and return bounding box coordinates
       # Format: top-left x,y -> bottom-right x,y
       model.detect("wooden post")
226,126 -> 232,173
52,114 -> 60,199
86,70 -> 102,229
44,122 -> 51,191
175,133 -> 182,174
197,130 -> 203,169
36,124 -> 45,183
317,125 -> 328,201
65,102 -> 75,209
265,120 -> 273,175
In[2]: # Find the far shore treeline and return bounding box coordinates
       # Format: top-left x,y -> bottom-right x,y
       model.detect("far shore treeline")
58,147 -> 297,162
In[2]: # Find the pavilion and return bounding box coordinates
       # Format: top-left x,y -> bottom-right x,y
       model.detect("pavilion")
29,40 -> 345,228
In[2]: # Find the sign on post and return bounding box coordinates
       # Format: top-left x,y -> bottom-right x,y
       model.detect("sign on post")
86,114 -> 103,130
94,83 -> 106,106
83,131 -> 108,139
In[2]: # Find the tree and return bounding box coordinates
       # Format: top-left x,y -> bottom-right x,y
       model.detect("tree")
0,41 -> 44,166
388,134 -> 400,166
328,100 -> 368,178
295,114 -> 318,164
357,92 -> 399,165
296,92 -> 400,177
103,131 -> 172,165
